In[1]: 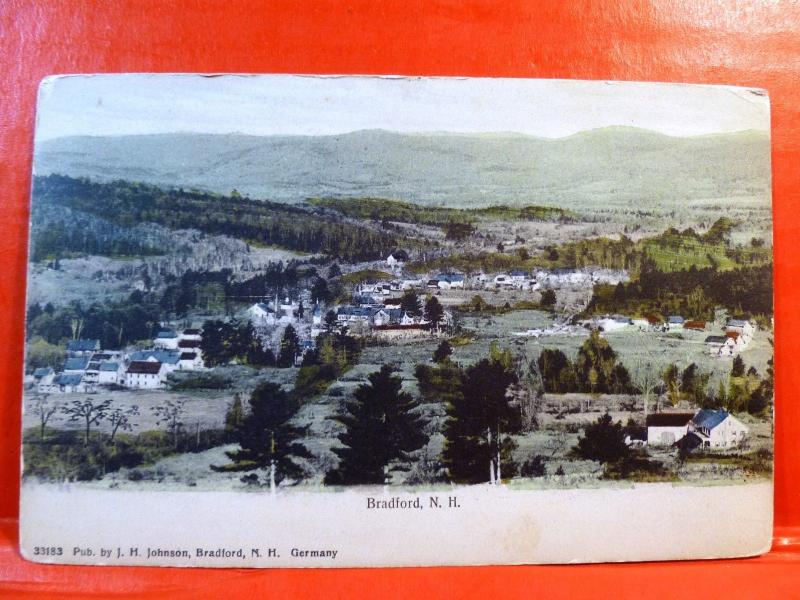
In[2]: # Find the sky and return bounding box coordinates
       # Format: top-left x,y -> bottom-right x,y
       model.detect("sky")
34,74 -> 771,142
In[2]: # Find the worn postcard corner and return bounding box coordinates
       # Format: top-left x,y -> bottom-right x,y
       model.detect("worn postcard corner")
20,74 -> 773,568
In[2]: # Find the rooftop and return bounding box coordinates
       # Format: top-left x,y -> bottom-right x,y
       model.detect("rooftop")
692,409 -> 730,430
646,413 -> 695,427
66,339 -> 99,352
127,361 -> 162,375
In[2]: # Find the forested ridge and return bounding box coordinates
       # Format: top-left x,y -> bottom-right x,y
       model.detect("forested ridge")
32,175 -> 420,261
307,197 -> 575,226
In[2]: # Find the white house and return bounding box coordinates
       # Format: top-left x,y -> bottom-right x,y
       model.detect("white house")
372,308 -> 392,326
386,250 -> 409,269
509,269 -> 528,283
129,350 -> 181,377
34,368 -> 56,393
40,373 -> 94,394
179,351 -> 203,370
154,329 -> 179,350
65,339 -> 100,357
124,360 -> 166,389
97,362 -> 121,385
63,357 -> 89,374
705,335 -> 736,356
436,273 -> 465,289
726,319 -> 755,343
687,409 -> 749,450
247,302 -> 277,327
180,328 -> 202,342
646,412 -> 695,446
667,316 -> 685,330
492,274 -> 515,288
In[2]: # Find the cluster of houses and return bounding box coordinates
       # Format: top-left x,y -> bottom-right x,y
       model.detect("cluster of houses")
588,314 -> 757,355
30,328 -> 205,394
626,409 -> 750,451
336,288 -> 453,340
384,252 -> 628,292
704,319 -> 756,356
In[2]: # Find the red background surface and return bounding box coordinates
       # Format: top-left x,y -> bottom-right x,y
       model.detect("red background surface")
1,1 -> 799,597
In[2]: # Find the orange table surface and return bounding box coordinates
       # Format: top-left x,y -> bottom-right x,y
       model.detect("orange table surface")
2,1 -> 800,597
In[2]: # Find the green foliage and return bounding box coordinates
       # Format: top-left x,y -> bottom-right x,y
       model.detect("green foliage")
213,382 -> 310,485
400,289 -> 422,317
34,175 -> 413,261
170,372 -> 233,390
537,332 -> 633,394
588,262 -> 772,318
277,324 -> 300,368
340,269 -> 395,284
415,359 -> 464,406
22,426 -> 228,482
29,217 -> 162,262
25,337 -> 65,372
327,365 -> 428,485
200,319 -> 274,367
292,331 -> 362,401
432,340 -> 452,363
540,289 -> 557,308
442,356 -> 520,484
27,298 -> 162,349
573,413 -> 630,464
306,197 -> 574,231
424,295 -> 445,330
225,393 -> 244,438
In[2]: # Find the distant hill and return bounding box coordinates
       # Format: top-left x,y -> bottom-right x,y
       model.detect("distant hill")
34,127 -> 771,209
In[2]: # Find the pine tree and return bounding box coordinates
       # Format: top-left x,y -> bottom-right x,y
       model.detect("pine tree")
573,413 -> 629,464
213,382 -> 310,492
731,355 -> 745,377
327,365 -> 428,485
432,340 -> 452,363
442,357 -> 520,484
225,393 -> 244,438
400,289 -> 421,317
277,324 -> 300,367
424,296 -> 445,331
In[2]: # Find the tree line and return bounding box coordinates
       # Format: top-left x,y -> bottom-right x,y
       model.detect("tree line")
218,343 -> 525,488
33,174 -> 419,262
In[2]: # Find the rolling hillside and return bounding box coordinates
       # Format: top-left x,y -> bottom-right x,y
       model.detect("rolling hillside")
34,127 -> 771,209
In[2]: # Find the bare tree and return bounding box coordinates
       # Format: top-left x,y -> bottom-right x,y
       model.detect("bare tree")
152,398 -> 187,449
108,405 -> 140,443
31,394 -> 58,441
62,398 -> 112,444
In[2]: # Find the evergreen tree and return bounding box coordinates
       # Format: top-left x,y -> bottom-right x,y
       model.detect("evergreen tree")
573,413 -> 629,464
573,330 -> 631,394
224,393 -> 244,439
277,324 -> 300,368
324,310 -> 338,329
213,382 -> 310,491
432,340 -> 452,363
731,355 -> 745,377
311,277 -> 331,304
424,296 -> 445,331
540,288 -> 557,309
327,365 -> 428,485
400,289 -> 421,317
442,357 -> 520,484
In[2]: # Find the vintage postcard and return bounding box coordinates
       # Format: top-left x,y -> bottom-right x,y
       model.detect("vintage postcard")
20,75 -> 773,567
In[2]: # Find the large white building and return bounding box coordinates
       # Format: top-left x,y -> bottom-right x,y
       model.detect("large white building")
646,413 -> 695,446
124,360 -> 166,389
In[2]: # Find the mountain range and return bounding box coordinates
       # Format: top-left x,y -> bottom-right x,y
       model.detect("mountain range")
34,127 -> 771,209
